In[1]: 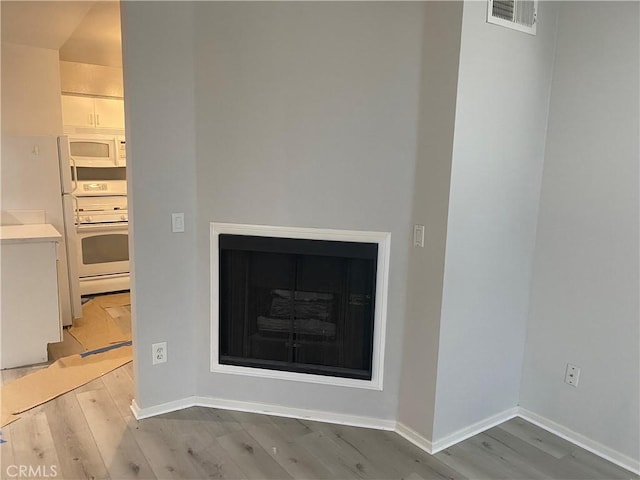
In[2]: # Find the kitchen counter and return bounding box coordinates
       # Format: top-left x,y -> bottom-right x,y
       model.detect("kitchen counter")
0,223 -> 62,244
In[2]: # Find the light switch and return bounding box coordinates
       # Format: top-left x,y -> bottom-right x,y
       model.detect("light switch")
413,224 -> 425,248
171,213 -> 185,233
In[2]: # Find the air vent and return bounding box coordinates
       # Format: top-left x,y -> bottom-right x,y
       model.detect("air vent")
487,0 -> 537,35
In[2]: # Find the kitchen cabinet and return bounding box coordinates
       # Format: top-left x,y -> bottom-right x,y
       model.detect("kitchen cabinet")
62,94 -> 125,130
1,224 -> 62,369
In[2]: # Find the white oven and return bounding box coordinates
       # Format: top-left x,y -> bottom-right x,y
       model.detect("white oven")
77,223 -> 129,277
74,196 -> 130,295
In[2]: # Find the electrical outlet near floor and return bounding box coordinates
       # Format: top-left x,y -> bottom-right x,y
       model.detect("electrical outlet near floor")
152,342 -> 167,365
565,363 -> 580,387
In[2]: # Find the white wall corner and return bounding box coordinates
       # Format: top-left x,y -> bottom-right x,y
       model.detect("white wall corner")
397,407 -> 638,475
396,407 -> 519,455
395,422 -> 435,454
518,407 -> 640,476
432,407 -> 520,453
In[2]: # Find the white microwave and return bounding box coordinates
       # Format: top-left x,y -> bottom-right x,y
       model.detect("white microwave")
64,135 -> 127,196
68,134 -> 126,168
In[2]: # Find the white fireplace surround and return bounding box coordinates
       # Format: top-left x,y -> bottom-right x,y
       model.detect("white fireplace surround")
210,222 -> 391,390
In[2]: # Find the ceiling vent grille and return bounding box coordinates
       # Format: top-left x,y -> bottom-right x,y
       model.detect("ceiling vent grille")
487,0 -> 537,35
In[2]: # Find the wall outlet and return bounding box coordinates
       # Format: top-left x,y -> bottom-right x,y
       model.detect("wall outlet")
565,363 -> 580,387
171,213 -> 185,233
152,342 -> 167,365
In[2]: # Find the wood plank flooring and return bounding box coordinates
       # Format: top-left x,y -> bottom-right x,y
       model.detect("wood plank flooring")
1,330 -> 637,479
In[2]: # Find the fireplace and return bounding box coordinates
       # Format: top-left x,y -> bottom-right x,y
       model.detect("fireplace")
211,223 -> 390,389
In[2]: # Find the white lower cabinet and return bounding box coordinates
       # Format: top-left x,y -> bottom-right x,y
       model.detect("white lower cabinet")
1,225 -> 62,369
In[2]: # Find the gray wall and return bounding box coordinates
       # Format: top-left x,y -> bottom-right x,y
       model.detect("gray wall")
121,2 -> 198,408
432,1 -> 559,440
121,1 -> 637,463
520,2 -> 640,462
397,1 -> 463,440
193,2 -> 424,420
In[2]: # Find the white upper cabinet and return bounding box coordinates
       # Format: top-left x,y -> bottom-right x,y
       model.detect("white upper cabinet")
61,95 -> 94,127
62,94 -> 125,131
93,98 -> 125,129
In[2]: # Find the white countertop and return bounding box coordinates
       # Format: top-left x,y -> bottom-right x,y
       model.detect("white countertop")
0,224 -> 62,244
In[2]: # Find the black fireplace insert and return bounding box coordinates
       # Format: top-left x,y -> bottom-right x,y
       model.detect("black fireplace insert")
218,234 -> 377,380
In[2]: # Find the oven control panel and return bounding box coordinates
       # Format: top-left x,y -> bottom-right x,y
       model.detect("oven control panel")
83,183 -> 108,192
76,196 -> 128,225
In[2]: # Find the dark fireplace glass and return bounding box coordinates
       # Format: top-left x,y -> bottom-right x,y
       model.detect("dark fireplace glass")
219,235 -> 377,380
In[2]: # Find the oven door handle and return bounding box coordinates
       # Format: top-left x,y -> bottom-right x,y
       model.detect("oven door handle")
70,155 -> 79,192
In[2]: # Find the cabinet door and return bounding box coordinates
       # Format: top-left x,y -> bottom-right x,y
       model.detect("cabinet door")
1,241 -> 61,368
62,95 -> 96,127
93,98 -> 125,129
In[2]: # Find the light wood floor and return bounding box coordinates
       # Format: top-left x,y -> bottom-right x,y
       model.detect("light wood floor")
1,334 -> 636,479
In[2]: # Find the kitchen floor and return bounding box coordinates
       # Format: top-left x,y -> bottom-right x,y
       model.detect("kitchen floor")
0,294 -> 636,479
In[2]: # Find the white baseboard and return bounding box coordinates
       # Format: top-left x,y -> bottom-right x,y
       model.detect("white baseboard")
130,397 -> 197,420
130,396 -> 395,431
193,396 -> 396,430
130,397 -> 638,476
518,407 -> 640,476
398,407 -> 639,476
431,407 -> 520,453
396,407 -> 518,455
395,422 -> 434,453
